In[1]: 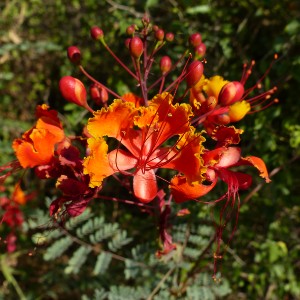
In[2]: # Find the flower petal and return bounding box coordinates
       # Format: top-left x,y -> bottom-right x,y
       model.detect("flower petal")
211,125 -> 244,147
87,99 -> 135,139
203,147 -> 241,168
133,169 -> 158,203
83,137 -> 114,188
240,156 -> 271,183
170,175 -> 217,203
229,100 -> 250,122
143,93 -> 193,149
151,129 -> 205,183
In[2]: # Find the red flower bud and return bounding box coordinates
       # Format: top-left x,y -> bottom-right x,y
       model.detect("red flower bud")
195,42 -> 206,58
67,46 -> 81,64
90,26 -> 104,40
160,56 -> 172,74
152,25 -> 159,32
189,33 -> 202,47
129,36 -> 143,59
155,29 -> 165,41
59,76 -> 87,108
125,38 -> 131,49
219,81 -> 245,106
186,60 -> 204,88
165,32 -> 174,42
126,25 -> 135,35
90,84 -> 108,105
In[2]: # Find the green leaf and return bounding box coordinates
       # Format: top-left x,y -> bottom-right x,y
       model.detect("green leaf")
186,5 -> 211,15
93,252 -> 112,275
65,245 -> 92,274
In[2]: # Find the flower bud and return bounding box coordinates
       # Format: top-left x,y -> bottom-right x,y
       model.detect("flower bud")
166,32 -> 174,42
59,76 -> 87,108
125,38 -> 131,49
189,33 -> 202,47
90,26 -> 104,40
129,36 -> 143,59
155,29 -> 164,41
126,25 -> 135,35
160,56 -> 172,74
152,25 -> 159,32
219,81 -> 245,106
67,46 -> 81,64
186,60 -> 204,88
195,42 -> 206,59
90,84 -> 108,105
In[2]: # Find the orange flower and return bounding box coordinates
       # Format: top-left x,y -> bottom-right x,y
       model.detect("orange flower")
84,92 -> 206,203
12,105 -> 65,168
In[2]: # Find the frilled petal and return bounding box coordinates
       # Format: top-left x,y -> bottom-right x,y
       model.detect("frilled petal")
13,129 -> 60,168
211,125 -> 244,147
133,169 -> 158,203
83,137 -> 138,188
239,156 -> 271,183
170,175 -> 217,203
87,100 -> 136,139
138,92 -> 193,150
87,99 -> 142,156
122,92 -> 143,107
83,137 -> 114,188
12,105 -> 65,168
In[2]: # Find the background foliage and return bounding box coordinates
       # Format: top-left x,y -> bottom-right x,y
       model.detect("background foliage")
1,0 -> 299,299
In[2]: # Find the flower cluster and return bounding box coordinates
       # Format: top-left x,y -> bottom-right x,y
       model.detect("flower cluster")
1,16 -> 277,275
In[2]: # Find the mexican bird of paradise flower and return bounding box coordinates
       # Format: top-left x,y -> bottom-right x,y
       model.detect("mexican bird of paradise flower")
83,92 -> 214,203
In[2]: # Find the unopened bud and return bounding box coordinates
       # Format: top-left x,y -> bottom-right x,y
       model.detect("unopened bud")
67,46 -> 81,64
90,26 -> 104,40
160,56 -> 172,74
152,25 -> 159,32
126,25 -> 136,35
189,33 -> 202,47
125,38 -> 131,49
155,29 -> 164,41
186,60 -> 204,88
90,84 -> 108,105
129,36 -> 144,59
166,32 -> 174,42
59,76 -> 87,108
195,42 -> 206,59
219,81 -> 245,106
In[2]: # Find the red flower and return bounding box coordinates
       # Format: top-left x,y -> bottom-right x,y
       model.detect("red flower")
84,92 -> 205,203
